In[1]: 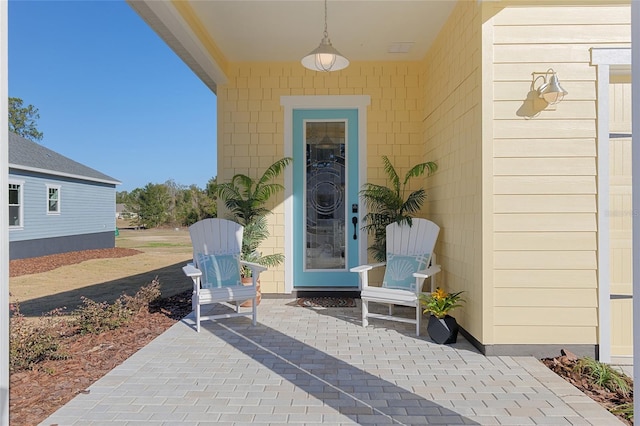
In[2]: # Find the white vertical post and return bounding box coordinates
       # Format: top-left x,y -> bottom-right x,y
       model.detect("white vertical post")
0,0 -> 8,424
632,0 -> 639,421
596,61 -> 611,363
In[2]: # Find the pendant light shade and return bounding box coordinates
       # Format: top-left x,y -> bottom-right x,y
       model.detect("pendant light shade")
301,0 -> 349,72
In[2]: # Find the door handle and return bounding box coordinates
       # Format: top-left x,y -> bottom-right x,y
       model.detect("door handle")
352,216 -> 358,240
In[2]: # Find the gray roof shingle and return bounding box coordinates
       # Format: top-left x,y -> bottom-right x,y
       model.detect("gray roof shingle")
8,132 -> 120,185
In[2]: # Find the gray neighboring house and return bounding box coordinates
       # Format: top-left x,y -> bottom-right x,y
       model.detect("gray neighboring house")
8,132 -> 121,260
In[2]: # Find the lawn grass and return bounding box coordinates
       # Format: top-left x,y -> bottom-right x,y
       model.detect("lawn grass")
9,227 -> 193,317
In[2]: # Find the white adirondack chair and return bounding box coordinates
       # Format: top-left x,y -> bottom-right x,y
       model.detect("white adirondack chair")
182,218 -> 267,332
351,218 -> 441,336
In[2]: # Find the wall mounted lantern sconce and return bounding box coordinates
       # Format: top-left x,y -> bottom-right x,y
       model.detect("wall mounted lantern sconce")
301,0 -> 349,72
535,68 -> 568,105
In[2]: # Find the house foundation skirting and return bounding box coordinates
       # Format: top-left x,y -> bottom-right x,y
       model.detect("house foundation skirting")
459,327 -> 598,360
9,231 -> 115,260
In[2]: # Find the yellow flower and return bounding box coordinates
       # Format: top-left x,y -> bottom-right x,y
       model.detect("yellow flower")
432,287 -> 447,300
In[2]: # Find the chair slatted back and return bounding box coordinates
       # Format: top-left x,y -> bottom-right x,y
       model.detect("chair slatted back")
189,218 -> 243,258
386,218 -> 440,260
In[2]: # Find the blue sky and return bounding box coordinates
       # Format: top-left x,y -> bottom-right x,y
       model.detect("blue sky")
9,0 -> 217,192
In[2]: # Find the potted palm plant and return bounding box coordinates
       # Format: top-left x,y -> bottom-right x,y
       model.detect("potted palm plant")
360,156 -> 437,262
419,287 -> 465,344
214,157 -> 292,304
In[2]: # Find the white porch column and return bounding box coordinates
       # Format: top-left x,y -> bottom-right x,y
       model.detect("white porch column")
0,0 -> 8,424
632,0 -> 639,420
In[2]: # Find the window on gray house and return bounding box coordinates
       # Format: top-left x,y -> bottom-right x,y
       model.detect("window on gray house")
9,183 -> 21,226
47,185 -> 60,214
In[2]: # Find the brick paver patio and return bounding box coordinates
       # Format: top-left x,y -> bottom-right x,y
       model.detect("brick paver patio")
41,295 -> 623,425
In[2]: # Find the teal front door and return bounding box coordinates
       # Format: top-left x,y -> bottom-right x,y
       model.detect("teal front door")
292,109 -> 360,288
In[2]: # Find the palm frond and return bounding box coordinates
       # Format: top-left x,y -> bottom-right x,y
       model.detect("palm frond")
215,183 -> 241,202
230,174 -> 255,199
401,189 -> 426,216
254,183 -> 285,203
256,253 -> 285,268
381,156 -> 401,193
403,161 -> 438,184
257,157 -> 292,187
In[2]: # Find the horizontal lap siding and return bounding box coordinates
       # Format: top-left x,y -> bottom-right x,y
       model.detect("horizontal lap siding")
9,171 -> 116,242
490,4 -> 630,345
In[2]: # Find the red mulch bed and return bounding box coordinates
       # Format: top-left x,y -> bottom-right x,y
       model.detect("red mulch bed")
9,247 -> 142,277
9,250 -> 192,426
542,350 -> 633,425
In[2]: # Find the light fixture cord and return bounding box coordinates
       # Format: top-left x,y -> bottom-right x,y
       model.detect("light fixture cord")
323,0 -> 328,38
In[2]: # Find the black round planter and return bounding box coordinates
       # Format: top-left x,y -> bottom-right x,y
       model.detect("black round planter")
427,315 -> 459,344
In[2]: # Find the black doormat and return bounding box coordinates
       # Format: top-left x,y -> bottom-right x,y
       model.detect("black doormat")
297,297 -> 357,308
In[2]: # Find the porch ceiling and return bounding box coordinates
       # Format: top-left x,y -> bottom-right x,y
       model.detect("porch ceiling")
127,0 -> 457,91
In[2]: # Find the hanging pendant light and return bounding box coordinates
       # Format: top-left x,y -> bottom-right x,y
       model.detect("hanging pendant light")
301,0 -> 349,72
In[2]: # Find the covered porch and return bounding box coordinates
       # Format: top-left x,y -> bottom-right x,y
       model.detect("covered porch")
123,0 -> 637,359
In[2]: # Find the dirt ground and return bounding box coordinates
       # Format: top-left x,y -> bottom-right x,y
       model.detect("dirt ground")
9,225 -> 194,317
9,225 -> 195,425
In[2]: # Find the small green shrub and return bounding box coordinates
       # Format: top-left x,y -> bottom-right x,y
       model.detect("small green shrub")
74,279 -> 162,334
121,278 -> 161,313
10,280 -> 163,371
574,357 -> 632,397
74,297 -> 132,335
9,303 -> 70,372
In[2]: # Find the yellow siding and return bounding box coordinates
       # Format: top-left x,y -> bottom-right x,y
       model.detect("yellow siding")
494,269 -> 597,288
494,251 -> 597,270
495,288 -> 598,308
494,232 -> 597,251
495,325 -> 597,344
494,307 -> 597,327
494,139 -> 596,157
494,195 -> 596,213
217,61 -> 423,293
494,176 -> 597,194
422,0 -> 483,338
494,213 -> 596,232
489,3 -> 631,346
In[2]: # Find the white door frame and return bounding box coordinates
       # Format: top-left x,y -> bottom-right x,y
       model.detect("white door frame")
280,95 -> 370,294
591,47 -> 631,363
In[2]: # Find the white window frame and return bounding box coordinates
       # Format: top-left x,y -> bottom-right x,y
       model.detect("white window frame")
46,184 -> 61,215
8,179 -> 24,230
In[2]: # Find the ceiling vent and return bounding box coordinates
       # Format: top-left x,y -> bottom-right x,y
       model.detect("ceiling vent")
387,42 -> 414,54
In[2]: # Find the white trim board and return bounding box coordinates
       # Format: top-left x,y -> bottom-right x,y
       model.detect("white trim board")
590,47 -> 631,363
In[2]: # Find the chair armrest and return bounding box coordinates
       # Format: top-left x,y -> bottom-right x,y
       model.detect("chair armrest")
241,260 -> 268,275
414,264 -> 442,294
182,263 -> 202,294
182,263 -> 202,278
413,264 -> 441,279
350,262 -> 385,273
350,262 -> 386,290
